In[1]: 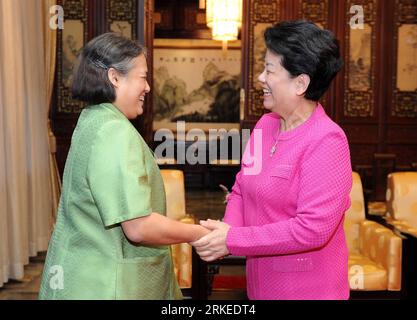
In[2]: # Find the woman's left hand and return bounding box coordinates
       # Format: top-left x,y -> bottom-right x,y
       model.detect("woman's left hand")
190,219 -> 231,262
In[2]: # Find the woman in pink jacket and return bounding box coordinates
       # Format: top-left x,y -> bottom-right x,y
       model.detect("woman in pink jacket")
192,20 -> 353,300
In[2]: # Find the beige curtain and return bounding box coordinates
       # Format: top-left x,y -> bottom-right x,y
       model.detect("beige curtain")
42,0 -> 61,222
0,0 -> 55,287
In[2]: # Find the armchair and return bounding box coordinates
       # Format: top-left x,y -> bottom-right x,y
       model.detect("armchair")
160,169 -> 194,290
383,172 -> 417,298
344,172 -> 402,293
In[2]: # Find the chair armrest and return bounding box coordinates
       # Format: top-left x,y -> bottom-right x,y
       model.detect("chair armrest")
171,213 -> 197,289
359,220 -> 402,291
178,213 -> 196,225
385,218 -> 417,238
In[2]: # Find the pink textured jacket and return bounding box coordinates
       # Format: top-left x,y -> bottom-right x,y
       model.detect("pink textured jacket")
224,104 -> 352,300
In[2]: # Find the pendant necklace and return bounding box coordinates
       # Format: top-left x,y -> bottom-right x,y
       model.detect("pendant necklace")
270,120 -> 285,157
270,139 -> 278,157
270,124 -> 281,157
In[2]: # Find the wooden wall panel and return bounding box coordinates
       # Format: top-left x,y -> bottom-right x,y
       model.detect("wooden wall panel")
387,125 -> 417,142
336,0 -> 385,190
341,0 -> 379,121
387,145 -> 417,161
52,0 -> 88,174
106,0 -> 138,39
139,0 -> 155,145
56,0 -> 88,115
349,144 -> 378,165
389,0 -> 417,121
342,124 -> 379,144
297,0 -> 333,116
385,0 -> 417,167
154,0 -> 212,39
241,0 -> 281,130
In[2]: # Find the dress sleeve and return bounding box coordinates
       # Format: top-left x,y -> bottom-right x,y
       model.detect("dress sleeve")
223,117 -> 265,227
87,120 -> 152,227
223,116 -> 265,227
225,131 -> 353,256
223,170 -> 244,227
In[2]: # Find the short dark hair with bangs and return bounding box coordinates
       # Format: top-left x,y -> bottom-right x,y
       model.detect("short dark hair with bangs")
71,32 -> 147,105
264,20 -> 343,101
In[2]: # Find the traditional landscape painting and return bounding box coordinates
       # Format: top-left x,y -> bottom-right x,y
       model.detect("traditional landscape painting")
349,24 -> 372,91
153,39 -> 241,131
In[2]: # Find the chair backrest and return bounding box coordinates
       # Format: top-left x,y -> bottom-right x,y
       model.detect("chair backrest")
344,172 -> 366,253
386,172 -> 417,229
160,169 -> 187,221
372,153 -> 396,201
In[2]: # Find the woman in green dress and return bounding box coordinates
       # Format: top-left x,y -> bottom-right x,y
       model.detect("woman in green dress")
39,33 -> 209,300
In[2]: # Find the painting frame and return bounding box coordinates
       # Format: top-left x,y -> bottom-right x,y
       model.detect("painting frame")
152,38 -> 242,133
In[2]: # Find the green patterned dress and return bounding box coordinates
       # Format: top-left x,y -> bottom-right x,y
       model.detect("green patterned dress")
39,103 -> 182,300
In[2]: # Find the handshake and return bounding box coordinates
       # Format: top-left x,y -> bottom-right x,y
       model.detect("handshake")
190,219 -> 231,262
188,184 -> 232,262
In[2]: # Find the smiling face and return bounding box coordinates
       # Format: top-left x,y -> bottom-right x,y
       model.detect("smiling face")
258,49 -> 299,116
110,54 -> 150,119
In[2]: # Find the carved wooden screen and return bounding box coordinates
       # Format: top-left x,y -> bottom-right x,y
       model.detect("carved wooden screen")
56,0 -> 88,114
343,0 -> 378,119
241,0 -> 281,130
336,0 -> 381,170
297,0 -> 333,116
391,0 -> 417,118
107,0 -> 138,39
386,0 -> 417,163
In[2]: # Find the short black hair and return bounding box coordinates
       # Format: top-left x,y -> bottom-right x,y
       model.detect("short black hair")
264,20 -> 343,101
71,32 -> 146,105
